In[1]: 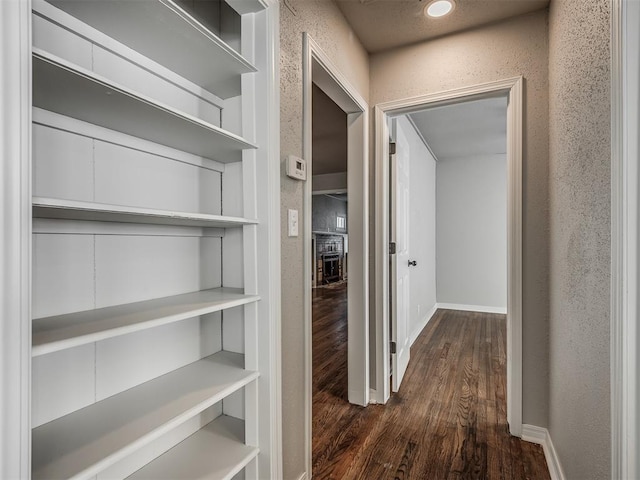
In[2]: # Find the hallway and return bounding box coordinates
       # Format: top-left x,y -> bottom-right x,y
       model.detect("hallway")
312,282 -> 550,479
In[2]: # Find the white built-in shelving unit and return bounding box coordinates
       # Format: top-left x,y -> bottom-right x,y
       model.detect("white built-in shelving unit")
23,0 -> 281,478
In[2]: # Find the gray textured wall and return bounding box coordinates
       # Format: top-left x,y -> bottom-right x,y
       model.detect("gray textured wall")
312,194 -> 347,234
279,1 -> 369,478
370,10 -> 550,427
280,3 -> 612,477
548,0 -> 611,477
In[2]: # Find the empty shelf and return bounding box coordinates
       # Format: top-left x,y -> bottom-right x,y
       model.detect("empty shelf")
226,0 -> 268,15
32,352 -> 258,480
32,197 -> 257,228
33,288 -> 260,357
32,50 -> 256,162
127,416 -> 258,480
46,0 -> 256,98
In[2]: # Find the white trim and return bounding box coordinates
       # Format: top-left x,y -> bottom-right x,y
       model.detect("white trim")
374,105 -> 390,403
368,388 -> 382,404
522,425 -> 566,480
611,0 -> 639,479
409,304 -> 438,346
296,473 -> 308,480
303,37 -> 313,480
257,3 -> 283,478
374,77 -> 523,437
302,33 -> 370,480
436,303 -> 507,315
0,0 -> 32,477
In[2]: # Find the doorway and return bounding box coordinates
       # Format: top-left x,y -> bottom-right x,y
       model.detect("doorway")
388,96 -> 509,393
302,34 -> 370,476
374,77 -> 524,436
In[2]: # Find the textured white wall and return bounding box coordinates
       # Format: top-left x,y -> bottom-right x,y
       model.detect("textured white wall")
370,10 -> 550,426
436,154 -> 507,310
548,0 -> 611,478
279,1 -> 369,478
396,117 -> 437,342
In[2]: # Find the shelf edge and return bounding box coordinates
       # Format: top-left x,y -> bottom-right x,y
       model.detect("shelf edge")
32,352 -> 260,480
32,291 -> 261,357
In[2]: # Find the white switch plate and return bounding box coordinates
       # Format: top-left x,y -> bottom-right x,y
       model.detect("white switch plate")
288,209 -> 299,237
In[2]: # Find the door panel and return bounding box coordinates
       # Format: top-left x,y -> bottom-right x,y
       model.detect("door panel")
390,119 -> 411,392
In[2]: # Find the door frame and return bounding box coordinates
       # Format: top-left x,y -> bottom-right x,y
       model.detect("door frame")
611,0 -> 639,477
0,0 -> 33,477
302,33 -> 370,476
373,77 -> 524,436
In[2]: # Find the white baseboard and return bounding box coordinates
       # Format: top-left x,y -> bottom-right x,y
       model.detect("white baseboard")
410,304 -> 438,346
296,472 -> 308,480
522,424 -> 566,480
436,302 -> 507,314
368,387 -> 382,404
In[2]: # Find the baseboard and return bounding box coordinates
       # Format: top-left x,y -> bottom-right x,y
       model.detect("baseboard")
410,304 -> 438,346
348,388 -> 369,407
522,424 -> 566,480
436,302 -> 507,314
368,387 -> 382,404
296,473 -> 308,480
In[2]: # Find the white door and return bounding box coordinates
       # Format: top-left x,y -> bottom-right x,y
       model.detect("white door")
390,119 -> 411,392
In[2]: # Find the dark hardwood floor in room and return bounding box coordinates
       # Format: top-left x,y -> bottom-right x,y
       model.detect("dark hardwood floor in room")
312,282 -> 550,480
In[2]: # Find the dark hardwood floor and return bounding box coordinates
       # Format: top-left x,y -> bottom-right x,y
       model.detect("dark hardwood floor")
312,281 -> 550,480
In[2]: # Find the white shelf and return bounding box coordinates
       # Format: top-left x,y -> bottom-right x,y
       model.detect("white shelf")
46,0 -> 257,99
226,0 -> 268,15
32,50 -> 256,162
127,415 -> 258,480
33,288 -> 260,357
32,197 -> 257,228
32,352 -> 258,480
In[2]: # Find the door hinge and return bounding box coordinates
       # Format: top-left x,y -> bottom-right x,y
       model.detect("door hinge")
390,341 -> 397,354
389,142 -> 396,155
389,242 -> 396,255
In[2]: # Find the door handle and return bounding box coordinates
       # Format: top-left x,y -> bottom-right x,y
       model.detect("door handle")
408,260 -> 417,267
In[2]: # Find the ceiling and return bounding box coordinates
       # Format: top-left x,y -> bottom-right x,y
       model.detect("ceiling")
312,87 -> 508,170
407,95 -> 507,160
312,84 -> 347,175
334,0 -> 549,53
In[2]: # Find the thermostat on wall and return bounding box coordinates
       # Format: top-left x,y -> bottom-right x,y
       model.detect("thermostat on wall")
286,155 -> 307,181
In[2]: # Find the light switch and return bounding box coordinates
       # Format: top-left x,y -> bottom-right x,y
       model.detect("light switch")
288,209 -> 299,237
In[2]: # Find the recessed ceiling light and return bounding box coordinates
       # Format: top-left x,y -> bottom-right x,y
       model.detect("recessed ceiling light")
425,0 -> 455,18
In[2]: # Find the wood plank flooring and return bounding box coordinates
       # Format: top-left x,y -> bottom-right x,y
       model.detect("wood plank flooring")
312,282 -> 550,479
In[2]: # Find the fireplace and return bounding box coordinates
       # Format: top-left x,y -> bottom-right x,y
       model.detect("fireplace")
322,253 -> 341,283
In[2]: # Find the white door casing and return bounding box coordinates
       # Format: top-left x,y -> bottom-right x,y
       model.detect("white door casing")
611,0 -> 640,478
374,77 -> 523,437
390,119 -> 411,392
302,33 -> 370,478
0,0 -> 32,477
